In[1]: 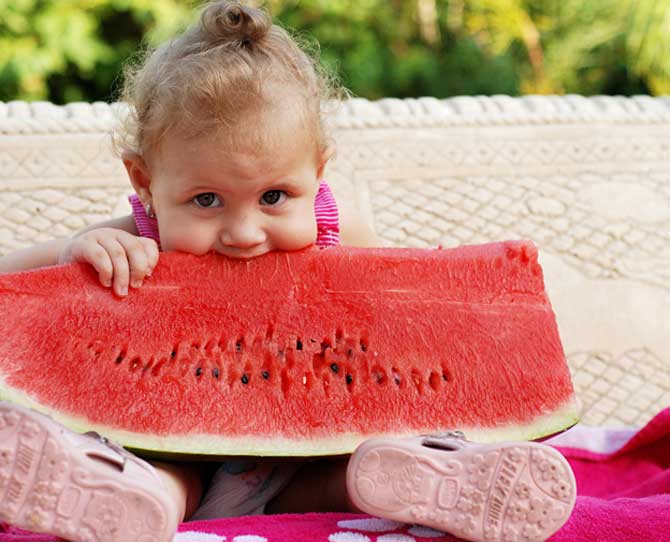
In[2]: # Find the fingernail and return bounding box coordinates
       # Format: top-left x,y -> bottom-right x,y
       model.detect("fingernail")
121,286 -> 128,296
131,280 -> 142,288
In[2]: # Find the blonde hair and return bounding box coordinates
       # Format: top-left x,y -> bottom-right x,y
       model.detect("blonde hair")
115,1 -> 343,161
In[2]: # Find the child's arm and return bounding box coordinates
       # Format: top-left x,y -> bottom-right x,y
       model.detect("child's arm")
0,215 -> 158,297
338,203 -> 383,247
0,237 -> 70,274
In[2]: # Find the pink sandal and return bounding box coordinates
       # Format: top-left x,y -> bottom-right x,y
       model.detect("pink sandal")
346,431 -> 576,542
0,401 -> 179,542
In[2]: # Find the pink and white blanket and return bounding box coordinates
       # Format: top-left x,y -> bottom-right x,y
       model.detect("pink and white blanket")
2,408 -> 669,541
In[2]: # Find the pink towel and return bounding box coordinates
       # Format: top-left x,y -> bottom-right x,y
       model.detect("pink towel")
2,408 -> 669,542
550,407 -> 670,541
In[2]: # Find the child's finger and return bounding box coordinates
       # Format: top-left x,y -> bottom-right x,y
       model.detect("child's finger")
140,238 -> 160,275
96,237 -> 131,297
70,240 -> 114,288
118,234 -> 151,288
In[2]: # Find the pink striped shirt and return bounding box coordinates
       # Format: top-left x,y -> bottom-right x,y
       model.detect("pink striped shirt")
128,182 -> 340,250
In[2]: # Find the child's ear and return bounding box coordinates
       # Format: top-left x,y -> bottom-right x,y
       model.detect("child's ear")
316,143 -> 335,180
123,152 -> 152,203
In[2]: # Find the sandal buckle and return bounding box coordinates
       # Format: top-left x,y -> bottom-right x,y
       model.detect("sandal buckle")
422,430 -> 466,440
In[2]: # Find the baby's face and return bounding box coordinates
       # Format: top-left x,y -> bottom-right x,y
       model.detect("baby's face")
147,131 -> 321,259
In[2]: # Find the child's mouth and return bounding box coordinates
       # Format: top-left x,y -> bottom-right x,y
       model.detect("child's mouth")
218,248 -> 267,260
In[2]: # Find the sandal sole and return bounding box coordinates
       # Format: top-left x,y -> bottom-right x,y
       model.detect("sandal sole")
347,438 -> 576,542
0,402 -> 175,542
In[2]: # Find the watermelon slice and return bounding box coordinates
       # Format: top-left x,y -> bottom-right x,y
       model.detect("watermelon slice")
0,241 -> 578,457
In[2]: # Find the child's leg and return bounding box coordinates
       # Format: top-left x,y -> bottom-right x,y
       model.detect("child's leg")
152,460 -> 203,520
0,401 -> 183,542
266,457 -> 359,514
192,459 -> 303,520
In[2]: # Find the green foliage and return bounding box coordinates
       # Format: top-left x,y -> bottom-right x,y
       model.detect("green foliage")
0,0 -> 193,102
0,0 -> 667,103
624,0 -> 670,94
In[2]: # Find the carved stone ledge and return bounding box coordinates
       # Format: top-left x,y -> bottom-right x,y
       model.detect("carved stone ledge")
3,96 -> 670,135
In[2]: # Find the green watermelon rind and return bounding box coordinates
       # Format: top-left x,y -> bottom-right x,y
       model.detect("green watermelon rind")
0,383 -> 579,457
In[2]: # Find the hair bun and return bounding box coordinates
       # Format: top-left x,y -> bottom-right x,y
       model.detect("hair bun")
201,1 -> 271,45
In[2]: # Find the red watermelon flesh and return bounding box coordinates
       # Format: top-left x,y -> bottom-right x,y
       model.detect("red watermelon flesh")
0,241 -> 578,457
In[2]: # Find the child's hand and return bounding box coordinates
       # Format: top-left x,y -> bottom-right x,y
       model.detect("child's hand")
59,228 -> 159,297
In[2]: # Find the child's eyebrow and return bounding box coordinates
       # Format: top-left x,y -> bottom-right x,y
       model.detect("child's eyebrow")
267,180 -> 300,191
179,185 -> 216,196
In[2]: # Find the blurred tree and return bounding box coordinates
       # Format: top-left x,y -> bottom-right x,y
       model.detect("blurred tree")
0,0 -> 193,102
0,0 -> 667,103
461,0 -> 549,92
458,0 -> 659,95
624,0 -> 670,95
274,0 -> 519,98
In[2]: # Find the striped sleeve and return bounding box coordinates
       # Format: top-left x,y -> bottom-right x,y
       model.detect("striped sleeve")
128,194 -> 162,248
314,182 -> 340,248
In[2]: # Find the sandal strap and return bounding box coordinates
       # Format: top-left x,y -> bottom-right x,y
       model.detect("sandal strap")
83,431 -> 128,469
421,430 -> 467,450
83,431 -> 160,479
429,430 -> 466,440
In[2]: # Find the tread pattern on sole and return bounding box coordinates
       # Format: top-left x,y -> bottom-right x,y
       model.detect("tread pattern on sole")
0,403 -> 169,542
350,442 -> 576,542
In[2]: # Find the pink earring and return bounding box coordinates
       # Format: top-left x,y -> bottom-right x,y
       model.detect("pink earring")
145,202 -> 156,219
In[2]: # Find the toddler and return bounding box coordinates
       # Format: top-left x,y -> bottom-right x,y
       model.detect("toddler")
0,2 -> 576,542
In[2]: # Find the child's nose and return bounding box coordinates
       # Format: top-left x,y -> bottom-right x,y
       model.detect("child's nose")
219,217 -> 266,249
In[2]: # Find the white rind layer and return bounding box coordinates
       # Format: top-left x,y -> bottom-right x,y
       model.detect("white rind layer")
0,381 -> 579,457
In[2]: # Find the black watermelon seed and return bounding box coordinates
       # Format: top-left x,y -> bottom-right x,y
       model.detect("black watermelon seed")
170,351 -> 176,358
235,342 -> 242,352
330,363 -> 339,373
241,374 -> 249,384
261,371 -> 270,380
195,367 -> 202,377
346,374 -> 353,385
212,368 -> 220,379
296,340 -> 303,350
347,348 -> 353,357
115,356 -> 123,364
360,342 -> 368,352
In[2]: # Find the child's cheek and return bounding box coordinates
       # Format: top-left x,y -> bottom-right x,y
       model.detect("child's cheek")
159,223 -> 214,255
271,211 -> 317,251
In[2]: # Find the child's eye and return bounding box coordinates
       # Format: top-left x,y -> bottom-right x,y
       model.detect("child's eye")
193,193 -> 221,208
260,190 -> 286,206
